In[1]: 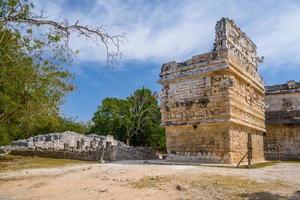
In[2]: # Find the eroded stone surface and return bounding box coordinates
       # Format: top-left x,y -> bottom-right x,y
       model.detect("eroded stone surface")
265,80 -> 300,160
159,18 -> 265,164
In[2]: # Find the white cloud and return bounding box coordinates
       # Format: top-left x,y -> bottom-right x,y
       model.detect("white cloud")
32,0 -> 300,70
254,7 -> 300,69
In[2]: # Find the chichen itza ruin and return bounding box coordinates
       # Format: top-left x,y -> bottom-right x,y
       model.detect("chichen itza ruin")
159,18 -> 265,164
2,18 -> 299,164
159,17 -> 300,164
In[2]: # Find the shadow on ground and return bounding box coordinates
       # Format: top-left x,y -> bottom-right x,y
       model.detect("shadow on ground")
240,191 -> 300,200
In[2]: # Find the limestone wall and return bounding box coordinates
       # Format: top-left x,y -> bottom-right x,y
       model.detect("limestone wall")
265,83 -> 300,125
10,148 -> 107,161
9,146 -> 157,161
1,131 -> 158,161
229,125 -> 264,163
265,81 -> 300,160
165,123 -> 264,164
266,93 -> 300,112
165,123 -> 230,163
265,125 -> 300,160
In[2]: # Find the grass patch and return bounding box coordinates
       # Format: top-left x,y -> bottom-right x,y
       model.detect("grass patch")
131,175 -> 172,189
0,154 -> 94,172
239,161 -> 278,169
130,174 -> 266,190
130,174 -> 288,199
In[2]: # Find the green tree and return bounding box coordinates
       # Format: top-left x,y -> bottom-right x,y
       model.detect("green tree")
90,98 -> 130,141
0,0 -> 123,145
0,27 -> 73,144
90,88 -> 165,151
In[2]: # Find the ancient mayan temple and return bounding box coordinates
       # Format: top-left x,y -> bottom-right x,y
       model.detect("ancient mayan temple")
159,18 -> 265,164
264,80 -> 300,160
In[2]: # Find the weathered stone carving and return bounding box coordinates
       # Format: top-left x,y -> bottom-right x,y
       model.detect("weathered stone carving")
265,80 -> 300,160
159,18 -> 265,164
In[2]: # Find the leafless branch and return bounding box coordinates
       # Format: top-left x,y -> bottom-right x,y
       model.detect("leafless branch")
0,0 -> 125,64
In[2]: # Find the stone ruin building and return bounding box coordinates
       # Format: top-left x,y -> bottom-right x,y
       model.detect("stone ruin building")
2,18 -> 299,164
0,131 -> 157,161
264,80 -> 300,160
159,18 -> 265,164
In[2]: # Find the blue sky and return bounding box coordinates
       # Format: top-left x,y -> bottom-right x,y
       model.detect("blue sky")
33,0 -> 300,122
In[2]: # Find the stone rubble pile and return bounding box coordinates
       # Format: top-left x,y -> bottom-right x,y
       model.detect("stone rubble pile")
0,131 -> 157,161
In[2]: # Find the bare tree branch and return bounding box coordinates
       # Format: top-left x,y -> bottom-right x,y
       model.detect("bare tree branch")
0,0 -> 125,64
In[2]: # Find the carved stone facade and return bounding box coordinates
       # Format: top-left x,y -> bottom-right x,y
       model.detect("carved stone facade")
265,80 -> 300,160
159,18 -> 265,164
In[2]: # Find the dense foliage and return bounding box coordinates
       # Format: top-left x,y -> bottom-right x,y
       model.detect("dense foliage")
0,0 -> 89,145
90,88 -> 165,151
0,25 -> 91,145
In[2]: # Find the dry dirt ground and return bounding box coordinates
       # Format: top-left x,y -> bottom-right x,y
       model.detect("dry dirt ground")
0,160 -> 299,200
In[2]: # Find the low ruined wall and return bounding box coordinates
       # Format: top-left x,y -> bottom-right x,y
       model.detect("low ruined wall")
10,148 -> 106,161
2,131 -> 158,161
264,125 -> 300,160
110,146 -> 158,161
9,146 -> 157,162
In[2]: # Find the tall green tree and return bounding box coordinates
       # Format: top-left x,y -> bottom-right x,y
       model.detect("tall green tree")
0,0 -> 123,145
90,88 -> 165,151
0,27 -> 73,144
90,98 -> 130,141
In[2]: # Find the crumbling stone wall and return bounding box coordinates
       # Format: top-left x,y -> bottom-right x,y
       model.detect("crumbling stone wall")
159,18 -> 265,164
265,81 -> 300,160
1,131 -> 157,161
9,146 -> 157,161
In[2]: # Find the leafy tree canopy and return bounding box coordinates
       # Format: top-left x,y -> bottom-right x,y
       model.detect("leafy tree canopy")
90,88 -> 165,151
0,0 -> 122,145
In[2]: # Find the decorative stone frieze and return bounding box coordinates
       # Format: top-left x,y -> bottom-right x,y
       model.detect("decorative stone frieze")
159,18 -> 265,164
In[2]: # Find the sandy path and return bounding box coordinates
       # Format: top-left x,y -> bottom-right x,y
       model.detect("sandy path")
0,161 -> 299,200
